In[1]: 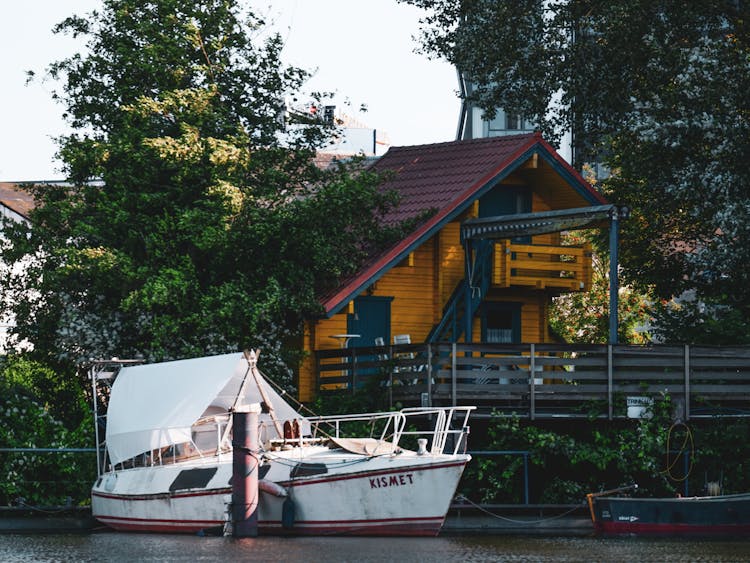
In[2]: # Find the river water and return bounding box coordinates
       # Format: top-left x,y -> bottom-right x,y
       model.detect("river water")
1,533 -> 749,562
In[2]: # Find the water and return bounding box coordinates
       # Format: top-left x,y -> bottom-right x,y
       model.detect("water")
1,533 -> 749,562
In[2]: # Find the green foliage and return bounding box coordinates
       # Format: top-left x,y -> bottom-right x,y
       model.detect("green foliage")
550,231 -> 651,344
460,395 -> 724,504
405,0 -> 750,343
651,298 -> 750,345
0,356 -> 94,506
1,0 -> 403,376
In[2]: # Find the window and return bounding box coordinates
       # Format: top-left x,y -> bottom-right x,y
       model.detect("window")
505,113 -> 521,130
485,110 -> 535,137
482,303 -> 521,344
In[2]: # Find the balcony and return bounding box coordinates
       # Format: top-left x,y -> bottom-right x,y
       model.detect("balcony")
492,241 -> 592,291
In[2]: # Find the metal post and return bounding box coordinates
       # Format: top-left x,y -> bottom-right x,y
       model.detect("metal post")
388,344 -> 393,409
232,403 -> 260,538
427,343 -> 433,406
464,240 -> 474,343
609,209 -> 620,344
523,452 -> 530,505
684,344 -> 691,421
607,345 -> 613,420
451,342 -> 457,407
90,365 -> 102,477
684,451 -> 690,497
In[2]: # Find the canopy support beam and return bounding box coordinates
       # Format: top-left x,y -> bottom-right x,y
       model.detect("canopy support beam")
461,204 -> 628,345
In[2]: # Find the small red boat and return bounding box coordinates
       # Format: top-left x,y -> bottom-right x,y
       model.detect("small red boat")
587,485 -> 750,535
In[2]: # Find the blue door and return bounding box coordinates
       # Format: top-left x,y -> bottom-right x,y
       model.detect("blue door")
347,296 -> 392,348
347,296 -> 392,383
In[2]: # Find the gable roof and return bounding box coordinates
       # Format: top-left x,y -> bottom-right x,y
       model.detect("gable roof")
321,133 -> 607,316
0,183 -> 35,220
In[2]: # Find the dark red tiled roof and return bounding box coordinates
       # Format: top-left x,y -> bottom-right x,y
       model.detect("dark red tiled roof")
0,183 -> 35,219
372,134 -> 539,225
321,133 -> 605,315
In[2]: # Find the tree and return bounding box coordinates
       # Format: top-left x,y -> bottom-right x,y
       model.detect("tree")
0,356 -> 93,506
1,0 -> 402,379
403,0 -> 750,342
550,233 -> 650,344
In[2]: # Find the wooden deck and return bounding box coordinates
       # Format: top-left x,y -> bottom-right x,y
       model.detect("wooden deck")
315,343 -> 750,419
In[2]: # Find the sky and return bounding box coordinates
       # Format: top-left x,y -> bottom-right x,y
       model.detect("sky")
0,0 -> 459,182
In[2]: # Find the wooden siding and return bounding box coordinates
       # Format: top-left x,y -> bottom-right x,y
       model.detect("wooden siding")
374,239 -> 436,343
300,161 -> 599,401
439,221 -> 466,305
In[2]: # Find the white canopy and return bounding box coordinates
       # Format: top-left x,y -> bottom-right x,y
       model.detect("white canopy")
105,352 -> 306,465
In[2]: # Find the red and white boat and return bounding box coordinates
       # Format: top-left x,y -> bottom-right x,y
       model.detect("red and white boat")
89,352 -> 474,536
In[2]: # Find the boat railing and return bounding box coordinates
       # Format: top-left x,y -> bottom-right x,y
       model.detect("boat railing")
308,410 -> 407,445
399,406 -> 475,455
306,406 -> 475,455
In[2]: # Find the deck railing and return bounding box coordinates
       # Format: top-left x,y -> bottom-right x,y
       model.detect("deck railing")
315,343 -> 750,420
493,241 -> 592,291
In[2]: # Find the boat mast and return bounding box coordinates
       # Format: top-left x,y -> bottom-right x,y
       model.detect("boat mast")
243,350 -> 284,438
220,350 -> 284,448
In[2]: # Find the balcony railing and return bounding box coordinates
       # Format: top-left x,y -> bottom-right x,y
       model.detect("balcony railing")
492,241 -> 592,291
315,343 -> 750,420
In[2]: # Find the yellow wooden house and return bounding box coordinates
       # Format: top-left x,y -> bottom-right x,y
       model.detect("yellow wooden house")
298,133 -> 609,401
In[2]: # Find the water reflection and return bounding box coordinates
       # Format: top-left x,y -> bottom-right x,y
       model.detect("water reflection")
1,533 -> 749,562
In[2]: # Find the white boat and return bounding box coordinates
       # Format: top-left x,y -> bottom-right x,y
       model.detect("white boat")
89,351 -> 474,536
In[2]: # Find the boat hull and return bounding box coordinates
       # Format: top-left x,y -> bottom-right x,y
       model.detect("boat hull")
592,493 -> 750,535
92,452 -> 469,536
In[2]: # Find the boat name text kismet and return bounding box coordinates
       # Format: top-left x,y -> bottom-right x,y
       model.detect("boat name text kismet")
369,473 -> 414,489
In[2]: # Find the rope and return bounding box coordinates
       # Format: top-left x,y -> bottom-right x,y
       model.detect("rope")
257,367 -> 321,419
261,451 -> 380,470
13,499 -> 77,514
256,368 -> 346,439
661,421 -> 695,482
453,494 -> 585,525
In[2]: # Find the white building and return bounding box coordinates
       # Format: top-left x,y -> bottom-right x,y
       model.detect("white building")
0,183 -> 35,354
455,75 -> 573,164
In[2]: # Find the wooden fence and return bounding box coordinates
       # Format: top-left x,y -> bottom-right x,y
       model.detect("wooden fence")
315,343 -> 750,420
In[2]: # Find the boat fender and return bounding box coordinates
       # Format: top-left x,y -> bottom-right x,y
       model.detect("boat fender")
258,479 -> 287,497
282,497 -> 295,529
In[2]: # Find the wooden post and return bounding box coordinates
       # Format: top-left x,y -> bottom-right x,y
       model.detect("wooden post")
232,403 -> 260,538
529,344 -> 536,421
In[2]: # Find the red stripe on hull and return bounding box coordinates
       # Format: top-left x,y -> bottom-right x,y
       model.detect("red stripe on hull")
258,522 -> 443,537
92,487 -> 231,502
597,521 -> 750,535
96,514 -> 444,536
96,517 -> 223,534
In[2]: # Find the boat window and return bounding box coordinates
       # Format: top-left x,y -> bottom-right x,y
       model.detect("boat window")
290,463 -> 328,478
169,467 -> 218,492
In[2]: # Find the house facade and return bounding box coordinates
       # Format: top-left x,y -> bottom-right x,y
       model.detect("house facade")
298,133 -> 608,401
